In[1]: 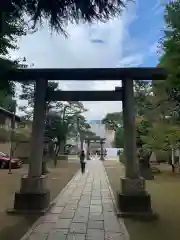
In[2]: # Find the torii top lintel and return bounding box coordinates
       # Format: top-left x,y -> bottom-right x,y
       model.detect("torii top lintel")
2,67 -> 167,81
84,136 -> 106,142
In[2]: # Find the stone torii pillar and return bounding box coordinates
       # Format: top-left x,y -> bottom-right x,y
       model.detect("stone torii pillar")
100,139 -> 105,161
117,79 -> 154,219
13,79 -> 50,212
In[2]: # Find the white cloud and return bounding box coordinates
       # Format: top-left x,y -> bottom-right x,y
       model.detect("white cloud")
12,3 -> 145,120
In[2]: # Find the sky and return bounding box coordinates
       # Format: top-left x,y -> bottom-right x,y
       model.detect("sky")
11,0 -> 167,120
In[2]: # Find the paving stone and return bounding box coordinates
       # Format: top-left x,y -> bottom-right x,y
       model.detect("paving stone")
90,200 -> 101,205
55,219 -> 72,228
73,192 -> 82,196
86,229 -> 104,240
79,201 -> 90,207
90,205 -> 102,213
59,210 -> 75,219
71,196 -> 81,200
44,214 -> 60,222
103,212 -> 116,218
105,232 -> 125,240
64,204 -> 77,210
28,233 -> 48,240
34,223 -> 55,233
51,207 -> 64,214
47,230 -> 67,240
84,186 -> 92,189
91,196 -> 101,200
104,219 -> 123,233
56,202 -> 67,207
68,199 -> 79,205
78,204 -> 90,208
89,213 -> 104,221
61,195 -> 71,199
92,193 -> 101,197
83,189 -> 91,192
88,220 -> 104,229
102,203 -> 115,212
72,215 -> 89,223
75,208 -> 89,216
70,222 -> 87,234
67,234 -> 85,240
102,199 -> 113,204
81,195 -> 91,199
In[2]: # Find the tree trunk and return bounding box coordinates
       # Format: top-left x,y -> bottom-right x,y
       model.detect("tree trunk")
56,145 -> 60,156
80,138 -> 84,151
60,140 -> 66,155
178,149 -> 180,172
42,161 -> 49,174
171,147 -> 175,173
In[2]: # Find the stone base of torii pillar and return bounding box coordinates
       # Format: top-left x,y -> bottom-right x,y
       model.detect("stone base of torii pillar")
13,175 -> 50,213
116,80 -> 157,221
116,178 -> 157,220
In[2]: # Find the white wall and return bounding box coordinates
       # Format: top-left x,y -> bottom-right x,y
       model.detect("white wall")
89,121 -> 115,148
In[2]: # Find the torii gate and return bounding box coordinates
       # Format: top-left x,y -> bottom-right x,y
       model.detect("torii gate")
84,136 -> 106,161
3,67 -> 167,217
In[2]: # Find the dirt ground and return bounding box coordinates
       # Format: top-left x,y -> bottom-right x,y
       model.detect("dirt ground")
104,161 -> 180,240
0,160 -> 79,240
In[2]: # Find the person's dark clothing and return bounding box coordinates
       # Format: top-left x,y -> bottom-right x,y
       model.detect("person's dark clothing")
80,151 -> 86,174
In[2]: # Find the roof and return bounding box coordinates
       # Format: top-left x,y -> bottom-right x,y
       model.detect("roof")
0,107 -> 21,122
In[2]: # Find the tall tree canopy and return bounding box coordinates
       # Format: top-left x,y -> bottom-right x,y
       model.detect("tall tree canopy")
158,1 -> 180,119
3,0 -> 126,33
102,112 -> 123,130
0,11 -> 28,111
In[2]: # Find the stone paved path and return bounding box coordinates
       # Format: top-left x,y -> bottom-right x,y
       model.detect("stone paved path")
22,160 -> 129,240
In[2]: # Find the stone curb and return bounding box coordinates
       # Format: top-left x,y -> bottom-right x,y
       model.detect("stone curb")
102,162 -> 130,240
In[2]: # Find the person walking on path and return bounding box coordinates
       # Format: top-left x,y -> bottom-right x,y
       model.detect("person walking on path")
80,150 -> 86,173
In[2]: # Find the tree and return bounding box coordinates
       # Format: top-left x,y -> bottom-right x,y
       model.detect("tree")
114,127 -> 124,148
102,112 -> 123,130
5,0 -> 125,34
0,11 -> 28,111
19,81 -> 63,119
45,112 -> 66,155
45,110 -> 91,156
134,80 -> 152,117
158,1 -> 180,120
147,1 -> 180,170
136,119 -> 151,147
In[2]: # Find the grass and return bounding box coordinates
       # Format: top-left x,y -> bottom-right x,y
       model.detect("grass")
0,160 -> 79,240
104,161 -> 180,240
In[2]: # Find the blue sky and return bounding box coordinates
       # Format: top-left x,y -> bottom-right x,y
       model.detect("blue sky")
13,0 -> 166,120
128,0 -> 165,67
